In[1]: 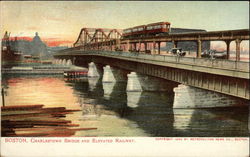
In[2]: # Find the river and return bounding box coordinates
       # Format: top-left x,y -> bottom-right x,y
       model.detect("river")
1,75 -> 249,137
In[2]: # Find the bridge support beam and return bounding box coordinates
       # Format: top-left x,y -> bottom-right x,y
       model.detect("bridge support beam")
88,62 -> 100,77
235,39 -> 241,61
126,72 -> 174,92
173,84 -> 245,108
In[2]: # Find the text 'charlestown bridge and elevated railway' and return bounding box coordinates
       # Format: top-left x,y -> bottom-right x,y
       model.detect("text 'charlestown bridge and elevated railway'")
55,23 -> 249,108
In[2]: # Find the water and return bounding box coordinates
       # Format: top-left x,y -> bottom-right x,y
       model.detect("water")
1,75 -> 249,137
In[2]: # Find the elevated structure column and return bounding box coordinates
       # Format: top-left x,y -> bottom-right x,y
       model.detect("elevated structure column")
144,42 -> 148,52
197,39 -> 202,58
133,43 -> 137,51
116,39 -> 121,51
235,39 -> 242,61
225,40 -> 231,59
157,42 -> 161,54
172,41 -> 178,48
110,41 -> 112,51
152,40 -> 156,54
138,41 -> 141,52
125,41 -> 129,52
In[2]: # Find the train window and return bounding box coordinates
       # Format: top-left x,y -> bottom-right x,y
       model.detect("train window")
138,27 -> 144,31
163,25 -> 167,29
147,26 -> 153,30
124,29 -> 131,33
154,25 -> 160,29
132,28 -> 138,32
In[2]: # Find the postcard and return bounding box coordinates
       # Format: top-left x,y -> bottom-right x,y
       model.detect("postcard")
1,1 -> 249,157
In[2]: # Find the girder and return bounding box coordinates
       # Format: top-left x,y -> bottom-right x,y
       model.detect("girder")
73,27 -> 122,47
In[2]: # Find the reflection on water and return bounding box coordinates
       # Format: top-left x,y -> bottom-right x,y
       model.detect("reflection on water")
103,82 -> 116,100
1,75 -> 249,137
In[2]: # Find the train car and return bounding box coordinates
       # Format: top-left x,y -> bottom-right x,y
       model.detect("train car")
123,25 -> 146,38
131,25 -> 146,36
122,22 -> 171,38
145,22 -> 171,35
122,28 -> 132,38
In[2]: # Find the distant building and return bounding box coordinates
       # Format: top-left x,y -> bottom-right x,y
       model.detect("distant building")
1,31 -> 22,63
30,32 -> 47,57
2,32 -> 50,59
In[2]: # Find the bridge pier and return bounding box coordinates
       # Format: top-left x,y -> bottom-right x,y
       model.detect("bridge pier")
88,62 -> 101,77
126,72 -> 174,92
102,65 -> 127,83
173,84 -> 246,108
66,59 -> 72,66
126,72 -> 142,92
62,59 -> 67,65
102,65 -> 116,83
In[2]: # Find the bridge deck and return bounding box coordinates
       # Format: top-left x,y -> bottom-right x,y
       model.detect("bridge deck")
55,50 -> 249,79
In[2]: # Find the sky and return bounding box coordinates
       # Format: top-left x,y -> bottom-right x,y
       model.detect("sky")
0,1 -> 249,46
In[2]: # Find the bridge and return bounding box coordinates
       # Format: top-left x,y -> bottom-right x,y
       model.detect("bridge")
54,28 -> 249,108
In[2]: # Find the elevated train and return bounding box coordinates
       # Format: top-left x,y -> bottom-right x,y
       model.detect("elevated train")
122,22 -> 171,38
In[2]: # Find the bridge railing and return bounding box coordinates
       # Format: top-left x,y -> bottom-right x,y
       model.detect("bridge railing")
99,51 -> 249,72
56,50 -> 249,72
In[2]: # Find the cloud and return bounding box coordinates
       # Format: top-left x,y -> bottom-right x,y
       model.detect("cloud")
5,35 -> 73,47
8,36 -> 33,41
42,38 -> 73,47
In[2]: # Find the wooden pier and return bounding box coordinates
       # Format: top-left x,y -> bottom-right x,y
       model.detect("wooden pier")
1,104 -> 97,137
